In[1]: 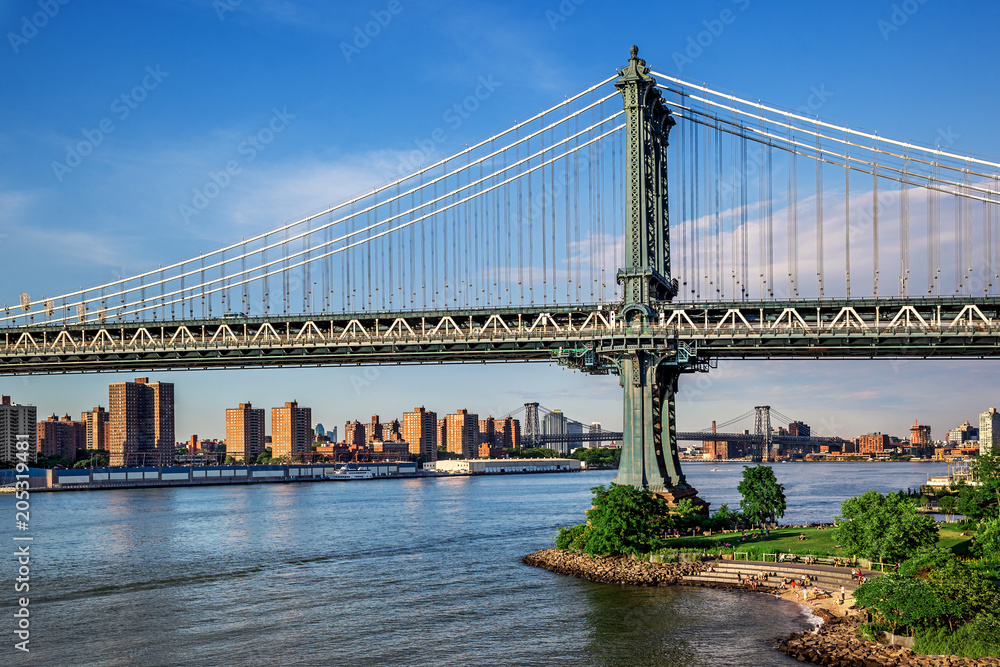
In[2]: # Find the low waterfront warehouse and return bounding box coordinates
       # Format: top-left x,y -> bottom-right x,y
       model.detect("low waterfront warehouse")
431,458 -> 581,474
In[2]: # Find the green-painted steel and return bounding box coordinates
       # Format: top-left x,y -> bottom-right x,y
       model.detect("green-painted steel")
609,46 -> 695,492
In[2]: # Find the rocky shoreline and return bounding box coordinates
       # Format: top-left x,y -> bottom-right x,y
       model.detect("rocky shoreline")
524,549 -> 998,666
776,615 -> 1000,666
522,548 -> 706,586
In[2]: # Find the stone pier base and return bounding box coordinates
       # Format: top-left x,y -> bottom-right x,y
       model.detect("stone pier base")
654,486 -> 711,512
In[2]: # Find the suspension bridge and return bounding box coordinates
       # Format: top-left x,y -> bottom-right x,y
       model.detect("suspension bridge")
512,402 -> 840,462
3,47 -> 999,502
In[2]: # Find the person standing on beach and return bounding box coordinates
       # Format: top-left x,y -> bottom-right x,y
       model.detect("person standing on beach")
839,585 -> 846,604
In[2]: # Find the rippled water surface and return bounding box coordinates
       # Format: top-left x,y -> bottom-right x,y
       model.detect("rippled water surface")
10,461 -> 947,666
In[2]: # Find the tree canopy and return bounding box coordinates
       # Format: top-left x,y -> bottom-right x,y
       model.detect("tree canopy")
737,465 -> 786,528
835,490 -> 938,563
583,484 -> 668,555
955,452 -> 1000,522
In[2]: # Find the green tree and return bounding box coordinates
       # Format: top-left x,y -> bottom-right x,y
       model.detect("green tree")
955,453 -> 1000,522
938,495 -> 958,522
707,503 -> 741,532
517,447 -> 561,459
854,574 -> 954,635
737,465 -> 786,529
224,455 -> 236,465
975,517 -> 1000,559
582,484 -> 668,556
568,447 -> 620,467
835,490 -> 938,563
898,549 -> 997,631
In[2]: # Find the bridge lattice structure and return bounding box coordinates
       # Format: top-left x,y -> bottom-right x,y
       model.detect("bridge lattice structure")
3,47 -> 999,494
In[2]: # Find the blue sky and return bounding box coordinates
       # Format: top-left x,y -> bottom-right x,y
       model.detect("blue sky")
1,0 -> 998,441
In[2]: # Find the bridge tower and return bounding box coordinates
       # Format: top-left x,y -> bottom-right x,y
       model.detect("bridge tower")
754,405 -> 773,461
610,47 -> 705,507
523,402 -> 540,449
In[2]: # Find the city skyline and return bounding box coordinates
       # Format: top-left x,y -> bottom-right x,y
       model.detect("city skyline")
2,2 -> 1000,444
5,374 -> 998,446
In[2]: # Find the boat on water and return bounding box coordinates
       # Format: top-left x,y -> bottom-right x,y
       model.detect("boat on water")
326,467 -> 375,481
710,468 -> 719,472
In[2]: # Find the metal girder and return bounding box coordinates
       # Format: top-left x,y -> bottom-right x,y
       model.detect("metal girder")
1,297 -> 999,374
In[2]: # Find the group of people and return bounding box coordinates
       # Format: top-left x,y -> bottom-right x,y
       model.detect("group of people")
735,570 -> 771,590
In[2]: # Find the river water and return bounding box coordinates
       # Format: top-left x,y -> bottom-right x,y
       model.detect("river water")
7,461 -> 947,666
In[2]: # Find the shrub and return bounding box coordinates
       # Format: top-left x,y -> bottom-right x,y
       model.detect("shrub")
555,524 -> 588,551
582,484 -> 668,556
913,616 -> 1000,658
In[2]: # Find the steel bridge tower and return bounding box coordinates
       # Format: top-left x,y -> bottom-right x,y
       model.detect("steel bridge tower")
754,405 -> 773,462
600,47 -> 706,506
523,402 -> 540,450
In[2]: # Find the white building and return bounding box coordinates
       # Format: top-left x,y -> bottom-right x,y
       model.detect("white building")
433,458 -> 582,474
981,408 -> 1000,455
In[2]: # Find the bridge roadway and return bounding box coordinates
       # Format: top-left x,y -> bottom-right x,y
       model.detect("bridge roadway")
0,296 -> 998,374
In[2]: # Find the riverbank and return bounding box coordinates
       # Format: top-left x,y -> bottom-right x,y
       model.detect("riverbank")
524,548 -> 995,666
522,548 -> 706,585
775,613 -> 1000,666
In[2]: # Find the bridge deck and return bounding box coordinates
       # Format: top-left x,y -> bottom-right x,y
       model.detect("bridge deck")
1,297 -> 998,374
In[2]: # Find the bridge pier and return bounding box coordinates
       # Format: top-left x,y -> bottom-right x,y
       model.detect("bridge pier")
607,46 -> 708,510
616,351 -> 709,509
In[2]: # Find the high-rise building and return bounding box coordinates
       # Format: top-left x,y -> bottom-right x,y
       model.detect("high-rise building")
499,416 -> 521,450
478,417 -> 497,447
81,407 -> 110,451
0,396 -> 37,465
947,421 -> 978,444
330,425 -> 337,443
446,409 -> 479,458
981,408 -> 1000,455
363,416 -> 383,444
543,410 -> 567,436
109,377 -> 174,467
272,401 -> 312,461
788,421 -> 810,438
343,420 -> 365,447
402,407 -> 437,461
910,422 -> 932,448
854,433 -> 890,455
226,402 -> 266,462
436,418 -> 447,452
37,414 -> 86,460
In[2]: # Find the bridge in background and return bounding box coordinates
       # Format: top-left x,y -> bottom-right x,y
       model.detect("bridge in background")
3,47 -> 999,496
515,403 -> 842,460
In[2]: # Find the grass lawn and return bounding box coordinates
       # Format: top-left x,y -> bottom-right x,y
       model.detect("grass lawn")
664,526 -> 843,557
938,523 -> 976,556
662,523 -> 975,559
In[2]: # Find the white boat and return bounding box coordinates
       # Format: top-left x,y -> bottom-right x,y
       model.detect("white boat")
326,467 -> 375,480
710,468 -> 719,472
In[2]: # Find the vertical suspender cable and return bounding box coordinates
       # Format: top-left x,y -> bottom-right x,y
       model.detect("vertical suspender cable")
816,136 -> 824,297
873,156 -> 879,297
844,137 -> 851,299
